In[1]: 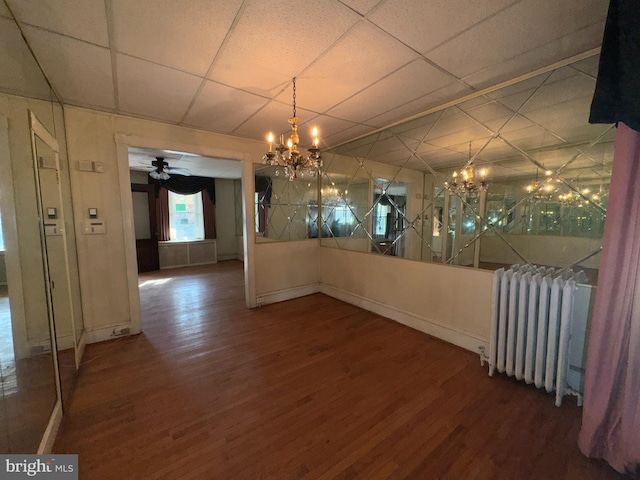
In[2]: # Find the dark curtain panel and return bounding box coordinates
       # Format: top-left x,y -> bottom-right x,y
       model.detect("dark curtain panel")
255,176 -> 272,236
589,0 -> 640,132
158,174 -> 216,204
202,190 -> 217,239
157,187 -> 170,241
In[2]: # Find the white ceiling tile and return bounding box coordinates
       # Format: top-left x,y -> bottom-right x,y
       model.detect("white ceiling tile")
0,2 -> 12,18
208,0 -> 360,94
117,54 -> 201,122
366,82 -> 475,128
461,23 -> 605,89
129,148 -> 242,179
460,102 -> 538,133
570,55 -> 600,79
24,26 -> 114,109
306,115 -> 362,142
324,124 -> 378,147
183,80 -> 270,134
428,0 -> 607,80
232,99 -> 320,143
112,0 -> 242,76
8,0 -> 109,46
326,58 -> 457,124
369,0 -> 518,54
340,0 -> 381,15
519,73 -> 595,118
0,17 -> 51,100
276,21 -> 419,113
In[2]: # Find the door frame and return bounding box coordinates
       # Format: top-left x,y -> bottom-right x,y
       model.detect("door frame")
131,183 -> 159,272
114,133 -> 255,337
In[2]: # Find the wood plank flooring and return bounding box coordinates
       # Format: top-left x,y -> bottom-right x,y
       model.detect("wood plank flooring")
53,261 -> 623,479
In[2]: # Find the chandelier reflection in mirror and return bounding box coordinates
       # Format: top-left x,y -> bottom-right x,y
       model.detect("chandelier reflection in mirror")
263,77 -> 322,181
446,142 -> 488,194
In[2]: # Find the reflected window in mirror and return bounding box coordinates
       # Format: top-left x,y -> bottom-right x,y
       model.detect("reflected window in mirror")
254,166 -> 318,243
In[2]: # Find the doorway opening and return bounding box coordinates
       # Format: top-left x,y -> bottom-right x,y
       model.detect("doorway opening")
127,147 -> 246,330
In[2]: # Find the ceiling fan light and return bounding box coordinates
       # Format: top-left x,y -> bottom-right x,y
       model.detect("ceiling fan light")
149,170 -> 170,180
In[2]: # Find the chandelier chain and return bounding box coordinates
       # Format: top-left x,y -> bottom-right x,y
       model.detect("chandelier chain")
262,77 -> 321,181
292,77 -> 297,118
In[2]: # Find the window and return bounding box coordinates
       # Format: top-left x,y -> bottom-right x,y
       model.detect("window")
168,191 -> 204,241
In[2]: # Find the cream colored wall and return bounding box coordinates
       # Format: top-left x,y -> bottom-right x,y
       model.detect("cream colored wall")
319,246 -> 493,351
254,239 -> 320,303
214,178 -> 238,261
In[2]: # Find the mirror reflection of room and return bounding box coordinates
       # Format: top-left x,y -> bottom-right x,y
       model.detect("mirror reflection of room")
319,54 -> 612,286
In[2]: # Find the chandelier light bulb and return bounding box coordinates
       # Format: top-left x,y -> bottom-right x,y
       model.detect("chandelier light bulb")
267,132 -> 274,152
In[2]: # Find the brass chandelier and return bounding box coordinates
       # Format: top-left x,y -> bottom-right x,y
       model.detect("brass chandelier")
263,78 -> 322,181
446,142 -> 488,194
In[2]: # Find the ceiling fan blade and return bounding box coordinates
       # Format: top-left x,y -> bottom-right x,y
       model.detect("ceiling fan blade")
165,167 -> 191,176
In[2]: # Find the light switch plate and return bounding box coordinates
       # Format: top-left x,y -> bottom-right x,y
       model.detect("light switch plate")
83,221 -> 106,234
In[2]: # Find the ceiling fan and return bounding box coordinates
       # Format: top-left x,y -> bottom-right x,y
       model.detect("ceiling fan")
148,157 -> 191,180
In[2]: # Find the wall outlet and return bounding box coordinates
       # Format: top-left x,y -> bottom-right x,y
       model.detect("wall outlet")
256,297 -> 264,307
112,327 -> 130,336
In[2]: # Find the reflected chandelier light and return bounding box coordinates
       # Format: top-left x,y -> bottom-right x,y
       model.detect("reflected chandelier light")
446,142 -> 488,194
263,77 -> 322,181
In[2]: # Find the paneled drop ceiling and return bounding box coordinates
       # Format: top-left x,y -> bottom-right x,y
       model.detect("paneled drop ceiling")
1,0 -> 609,150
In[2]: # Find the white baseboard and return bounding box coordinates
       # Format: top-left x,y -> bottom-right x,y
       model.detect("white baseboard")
84,323 -> 133,344
160,260 -> 217,269
320,284 -> 489,354
257,283 -> 321,306
37,399 -> 62,454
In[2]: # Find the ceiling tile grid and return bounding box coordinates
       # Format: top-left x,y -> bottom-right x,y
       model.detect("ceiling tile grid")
183,80 -> 271,134
367,0 -> 519,54
1,0 -> 609,173
7,0 -> 109,46
427,0 -> 608,83
0,17 -> 51,100
116,54 -> 202,122
277,20 -> 420,114
111,0 -> 243,77
23,26 -> 115,109
365,82 -> 476,130
207,0 -> 361,95
0,2 -> 12,18
325,58 -> 458,125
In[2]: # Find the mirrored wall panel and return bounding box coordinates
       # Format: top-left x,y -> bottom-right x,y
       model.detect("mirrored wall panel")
0,3 -> 82,452
321,54 -> 612,285
254,165 -> 318,242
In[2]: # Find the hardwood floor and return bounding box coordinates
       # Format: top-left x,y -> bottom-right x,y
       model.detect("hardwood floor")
53,261 -> 623,479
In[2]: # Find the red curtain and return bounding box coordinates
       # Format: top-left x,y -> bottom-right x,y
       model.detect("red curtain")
202,190 -> 217,239
156,187 -> 170,241
579,123 -> 640,475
